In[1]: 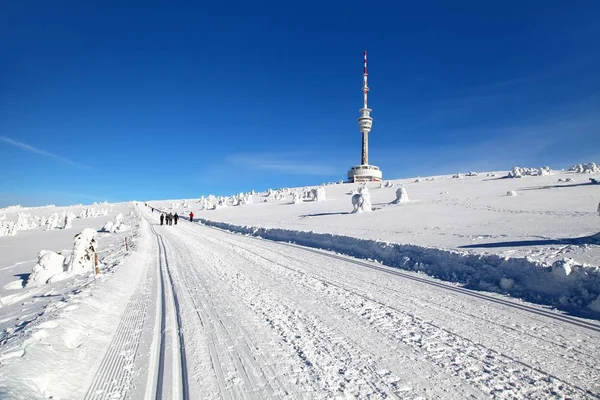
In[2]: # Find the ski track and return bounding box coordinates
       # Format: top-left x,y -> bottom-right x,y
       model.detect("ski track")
84,209 -> 600,399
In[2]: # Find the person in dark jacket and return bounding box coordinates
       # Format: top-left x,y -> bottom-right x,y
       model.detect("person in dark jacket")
167,212 -> 173,225
160,214 -> 164,225
174,213 -> 179,225
189,211 -> 194,222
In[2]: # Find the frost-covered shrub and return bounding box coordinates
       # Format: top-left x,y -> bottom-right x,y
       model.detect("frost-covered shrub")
393,187 -> 410,204
569,162 -> 600,174
66,228 -> 98,275
452,173 -> 461,179
26,250 -> 67,287
101,213 -> 129,233
79,207 -> 108,219
508,166 -> 552,178
16,213 -> 38,231
466,171 -> 478,177
0,221 -> 17,237
311,187 -> 326,202
351,186 -> 372,213
292,192 -> 302,204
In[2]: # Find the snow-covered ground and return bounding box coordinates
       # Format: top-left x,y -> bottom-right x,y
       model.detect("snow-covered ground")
1,168 -> 600,398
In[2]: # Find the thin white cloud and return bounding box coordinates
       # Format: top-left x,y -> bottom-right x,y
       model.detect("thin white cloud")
227,153 -> 339,175
0,136 -> 94,170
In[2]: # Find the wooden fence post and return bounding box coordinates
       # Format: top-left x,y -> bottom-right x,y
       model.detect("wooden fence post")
94,252 -> 99,276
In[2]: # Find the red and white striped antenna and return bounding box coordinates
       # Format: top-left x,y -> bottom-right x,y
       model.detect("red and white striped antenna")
364,50 -> 368,75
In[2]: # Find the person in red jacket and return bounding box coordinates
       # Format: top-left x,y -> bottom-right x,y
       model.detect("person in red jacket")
189,211 -> 194,222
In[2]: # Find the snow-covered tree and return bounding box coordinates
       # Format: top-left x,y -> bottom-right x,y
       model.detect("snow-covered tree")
393,187 -> 410,204
351,186 -> 372,213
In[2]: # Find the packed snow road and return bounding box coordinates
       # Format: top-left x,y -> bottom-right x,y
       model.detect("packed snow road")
89,209 -> 600,399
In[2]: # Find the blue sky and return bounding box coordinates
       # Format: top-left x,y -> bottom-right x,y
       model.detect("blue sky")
1,1 -> 599,206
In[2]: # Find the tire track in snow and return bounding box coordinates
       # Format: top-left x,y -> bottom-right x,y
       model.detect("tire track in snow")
190,224 -> 600,399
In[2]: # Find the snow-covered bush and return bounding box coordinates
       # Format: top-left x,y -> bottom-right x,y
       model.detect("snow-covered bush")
452,173 -> 461,179
384,181 -> 394,188
466,171 -> 478,177
351,186 -> 372,213
66,228 -> 98,275
45,213 -> 63,230
101,213 -> 129,233
292,192 -> 302,204
0,221 -> 17,237
64,213 -> 73,229
569,162 -> 600,174
508,166 -> 552,178
79,207 -> 108,219
16,213 -> 38,231
311,187 -> 326,202
26,250 -> 67,287
213,199 -> 228,210
393,187 -> 410,204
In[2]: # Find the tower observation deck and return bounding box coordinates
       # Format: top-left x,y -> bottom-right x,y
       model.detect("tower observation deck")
347,51 -> 383,182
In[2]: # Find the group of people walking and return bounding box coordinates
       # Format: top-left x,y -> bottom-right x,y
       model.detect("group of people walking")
160,212 -> 178,225
158,211 -> 194,225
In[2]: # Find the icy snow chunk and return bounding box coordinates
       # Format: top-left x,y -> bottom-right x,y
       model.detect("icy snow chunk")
507,191 -> 518,196
499,277 -> 514,290
588,295 -> 600,312
26,250 -> 67,287
552,258 -> 575,279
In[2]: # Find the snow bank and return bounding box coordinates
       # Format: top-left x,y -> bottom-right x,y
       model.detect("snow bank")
198,219 -> 600,316
569,162 -> 600,173
26,250 -> 67,287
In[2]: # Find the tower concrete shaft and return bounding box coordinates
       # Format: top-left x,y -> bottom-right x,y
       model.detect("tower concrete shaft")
358,50 -> 373,165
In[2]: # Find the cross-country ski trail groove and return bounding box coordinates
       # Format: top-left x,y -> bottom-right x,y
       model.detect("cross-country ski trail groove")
147,224 -> 189,400
83,254 -> 153,399
161,231 -> 295,399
